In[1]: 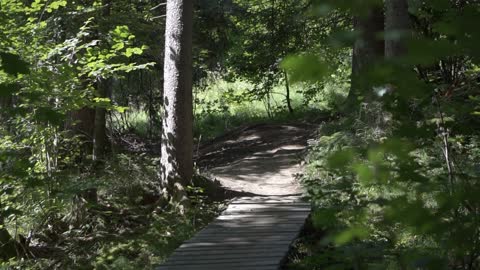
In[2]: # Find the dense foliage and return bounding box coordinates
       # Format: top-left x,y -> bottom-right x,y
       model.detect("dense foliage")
289,0 -> 480,269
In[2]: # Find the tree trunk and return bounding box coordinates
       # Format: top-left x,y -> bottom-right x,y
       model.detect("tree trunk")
385,0 -> 410,58
0,95 -> 12,124
284,71 -> 294,114
345,7 -> 385,110
161,0 -> 194,212
68,107 -> 95,152
93,79 -> 110,161
68,0 -> 112,161
0,213 -> 16,260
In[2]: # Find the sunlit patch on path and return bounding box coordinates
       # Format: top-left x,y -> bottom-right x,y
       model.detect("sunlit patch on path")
198,123 -> 316,195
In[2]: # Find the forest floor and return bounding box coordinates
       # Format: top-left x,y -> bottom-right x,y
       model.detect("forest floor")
196,122 -> 318,196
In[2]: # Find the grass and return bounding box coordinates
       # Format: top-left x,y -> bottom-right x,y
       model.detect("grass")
192,79 -> 344,139
110,77 -> 348,140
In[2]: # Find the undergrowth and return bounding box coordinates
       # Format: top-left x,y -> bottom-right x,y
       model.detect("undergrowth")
110,78 -> 346,141
1,154 -> 224,270
288,99 -> 480,269
192,79 -> 344,139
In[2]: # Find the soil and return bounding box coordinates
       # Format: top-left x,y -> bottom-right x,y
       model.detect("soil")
196,122 -> 318,196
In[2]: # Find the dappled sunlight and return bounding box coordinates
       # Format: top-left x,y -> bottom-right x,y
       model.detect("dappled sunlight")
199,123 -> 314,196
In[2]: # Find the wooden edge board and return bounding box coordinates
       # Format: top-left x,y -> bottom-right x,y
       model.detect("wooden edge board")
164,256 -> 281,265
160,259 -> 279,267
178,240 -> 293,248
169,248 -> 289,257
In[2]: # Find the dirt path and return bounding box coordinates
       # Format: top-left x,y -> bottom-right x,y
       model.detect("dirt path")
197,123 -> 316,196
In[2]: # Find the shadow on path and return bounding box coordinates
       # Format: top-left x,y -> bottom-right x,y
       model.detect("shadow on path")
196,123 -> 317,196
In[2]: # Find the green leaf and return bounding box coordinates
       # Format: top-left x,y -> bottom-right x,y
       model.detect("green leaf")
93,97 -> 112,108
47,0 -> 67,11
125,47 -> 143,57
112,42 -> 125,51
113,106 -> 129,113
112,25 -> 131,39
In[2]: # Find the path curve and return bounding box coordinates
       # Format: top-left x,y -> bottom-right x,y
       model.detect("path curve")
197,123 -> 316,196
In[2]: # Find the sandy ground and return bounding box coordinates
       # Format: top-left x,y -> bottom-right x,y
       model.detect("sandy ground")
197,123 -> 316,196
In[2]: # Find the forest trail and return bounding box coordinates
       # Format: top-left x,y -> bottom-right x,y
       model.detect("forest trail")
197,123 -> 317,195
157,196 -> 310,270
157,123 -> 316,269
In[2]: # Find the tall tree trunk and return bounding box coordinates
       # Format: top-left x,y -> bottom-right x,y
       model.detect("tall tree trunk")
68,0 -> 112,161
345,7 -> 385,110
68,107 -> 95,153
92,0 -> 112,161
0,211 -> 16,260
93,79 -> 110,161
0,95 -> 12,124
385,0 -> 410,58
284,71 -> 294,114
161,0 -> 194,212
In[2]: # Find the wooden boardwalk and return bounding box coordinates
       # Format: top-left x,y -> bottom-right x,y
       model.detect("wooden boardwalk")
157,196 -> 310,270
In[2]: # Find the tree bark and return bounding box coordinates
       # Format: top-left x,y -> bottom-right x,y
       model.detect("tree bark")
284,71 -> 294,114
385,0 -> 410,58
93,79 -> 110,160
160,0 -> 194,212
345,6 -> 385,110
0,95 -> 12,124
0,211 -> 16,260
92,0 -> 113,161
68,107 -> 95,151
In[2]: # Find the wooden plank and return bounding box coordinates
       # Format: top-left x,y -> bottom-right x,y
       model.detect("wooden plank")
196,228 -> 301,234
182,239 -> 293,246
186,235 -> 297,243
216,213 -> 309,219
224,207 -> 310,213
170,247 -> 290,257
157,265 -> 278,270
234,195 -> 304,200
169,246 -> 289,255
157,265 -> 277,270
196,227 -> 301,235
165,256 -> 281,265
227,203 -> 310,210
190,230 -> 300,238
212,218 -> 307,224
205,223 -> 305,229
196,223 -> 304,232
178,240 -> 293,249
166,251 -> 291,262
232,199 -> 305,203
160,260 -> 278,268
231,202 -> 310,206
174,244 -> 292,252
